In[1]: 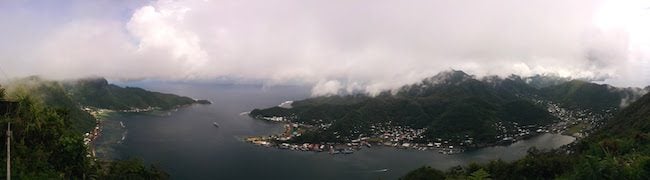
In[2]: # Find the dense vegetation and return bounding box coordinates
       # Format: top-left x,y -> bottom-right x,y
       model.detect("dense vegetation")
64,77 -> 197,110
250,71 -> 641,144
0,85 -> 168,179
6,76 -> 96,133
0,77 -> 202,178
542,80 -> 637,111
3,76 -> 199,134
401,91 -> 650,179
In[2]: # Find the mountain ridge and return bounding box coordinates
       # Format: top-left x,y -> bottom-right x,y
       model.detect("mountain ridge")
250,70 -> 647,145
4,76 -> 203,132
63,77 -> 201,110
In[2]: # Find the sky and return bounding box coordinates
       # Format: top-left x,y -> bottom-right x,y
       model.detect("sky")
0,0 -> 649,95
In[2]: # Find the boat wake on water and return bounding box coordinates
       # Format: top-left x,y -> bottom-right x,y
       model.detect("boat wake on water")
370,169 -> 389,173
117,130 -> 128,144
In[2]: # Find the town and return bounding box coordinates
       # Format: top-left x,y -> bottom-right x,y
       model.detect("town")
247,98 -> 615,155
81,107 -> 113,158
248,118 -> 469,155
80,106 -> 169,158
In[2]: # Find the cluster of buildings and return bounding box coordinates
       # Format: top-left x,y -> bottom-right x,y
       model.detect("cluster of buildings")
249,118 -> 468,155
544,101 -> 613,138
86,105 -> 158,114
368,123 -> 427,142
493,121 -> 548,144
249,98 -> 617,155
489,99 -> 614,144
260,116 -> 290,122
119,106 -> 159,113
81,107 -> 106,158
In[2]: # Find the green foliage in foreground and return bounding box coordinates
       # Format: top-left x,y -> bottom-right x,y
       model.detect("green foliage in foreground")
4,76 -> 198,134
6,76 -> 96,133
401,148 -> 575,180
401,93 -> 650,180
0,86 -> 168,179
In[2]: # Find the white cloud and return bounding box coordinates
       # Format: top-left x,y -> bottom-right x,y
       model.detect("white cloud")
127,4 -> 209,79
312,80 -> 342,96
1,0 -> 649,95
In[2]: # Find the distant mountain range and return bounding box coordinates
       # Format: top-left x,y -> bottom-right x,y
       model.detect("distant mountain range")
250,70 -> 647,144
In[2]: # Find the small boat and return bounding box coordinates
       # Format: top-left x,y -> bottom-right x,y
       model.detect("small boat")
374,169 -> 389,172
213,122 -> 220,127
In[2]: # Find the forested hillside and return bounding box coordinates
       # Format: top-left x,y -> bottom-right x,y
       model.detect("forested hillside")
401,91 -> 650,179
4,77 -> 199,133
0,76 -> 204,178
64,77 -> 196,110
250,71 -> 644,144
0,85 -> 168,179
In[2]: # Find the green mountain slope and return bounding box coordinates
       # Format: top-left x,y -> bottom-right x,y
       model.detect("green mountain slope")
542,80 -> 624,111
402,90 -> 650,179
5,76 -> 96,133
251,71 -> 559,144
0,77 -> 199,178
64,77 -> 196,110
251,70 -> 646,146
5,76 -> 200,134
603,92 -> 650,137
0,85 -> 168,179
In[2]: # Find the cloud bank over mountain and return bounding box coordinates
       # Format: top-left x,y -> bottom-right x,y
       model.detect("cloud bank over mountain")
1,0 -> 648,95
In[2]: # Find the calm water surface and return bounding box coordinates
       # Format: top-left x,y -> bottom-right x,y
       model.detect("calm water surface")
95,83 -> 575,180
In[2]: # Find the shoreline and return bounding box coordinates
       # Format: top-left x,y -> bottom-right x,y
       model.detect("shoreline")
244,130 -> 572,155
243,121 -> 546,155
244,113 -> 587,155
84,103 -> 200,160
82,108 -> 116,159
244,100 -> 603,155
245,125 -> 576,156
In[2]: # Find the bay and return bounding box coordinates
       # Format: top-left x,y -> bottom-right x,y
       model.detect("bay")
95,83 -> 575,180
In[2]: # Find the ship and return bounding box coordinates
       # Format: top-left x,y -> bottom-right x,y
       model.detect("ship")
213,122 -> 220,127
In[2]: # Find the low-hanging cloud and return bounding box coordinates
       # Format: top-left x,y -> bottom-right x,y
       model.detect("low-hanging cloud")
0,0 -> 648,96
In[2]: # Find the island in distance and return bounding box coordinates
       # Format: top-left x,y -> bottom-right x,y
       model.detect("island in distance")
247,70 -> 648,154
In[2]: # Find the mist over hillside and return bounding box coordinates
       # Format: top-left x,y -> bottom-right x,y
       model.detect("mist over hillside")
250,70 -> 647,147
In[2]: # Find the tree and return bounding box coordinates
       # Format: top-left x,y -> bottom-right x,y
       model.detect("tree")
0,85 -> 5,99
468,169 -> 491,180
0,87 -> 169,179
400,166 -> 445,180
